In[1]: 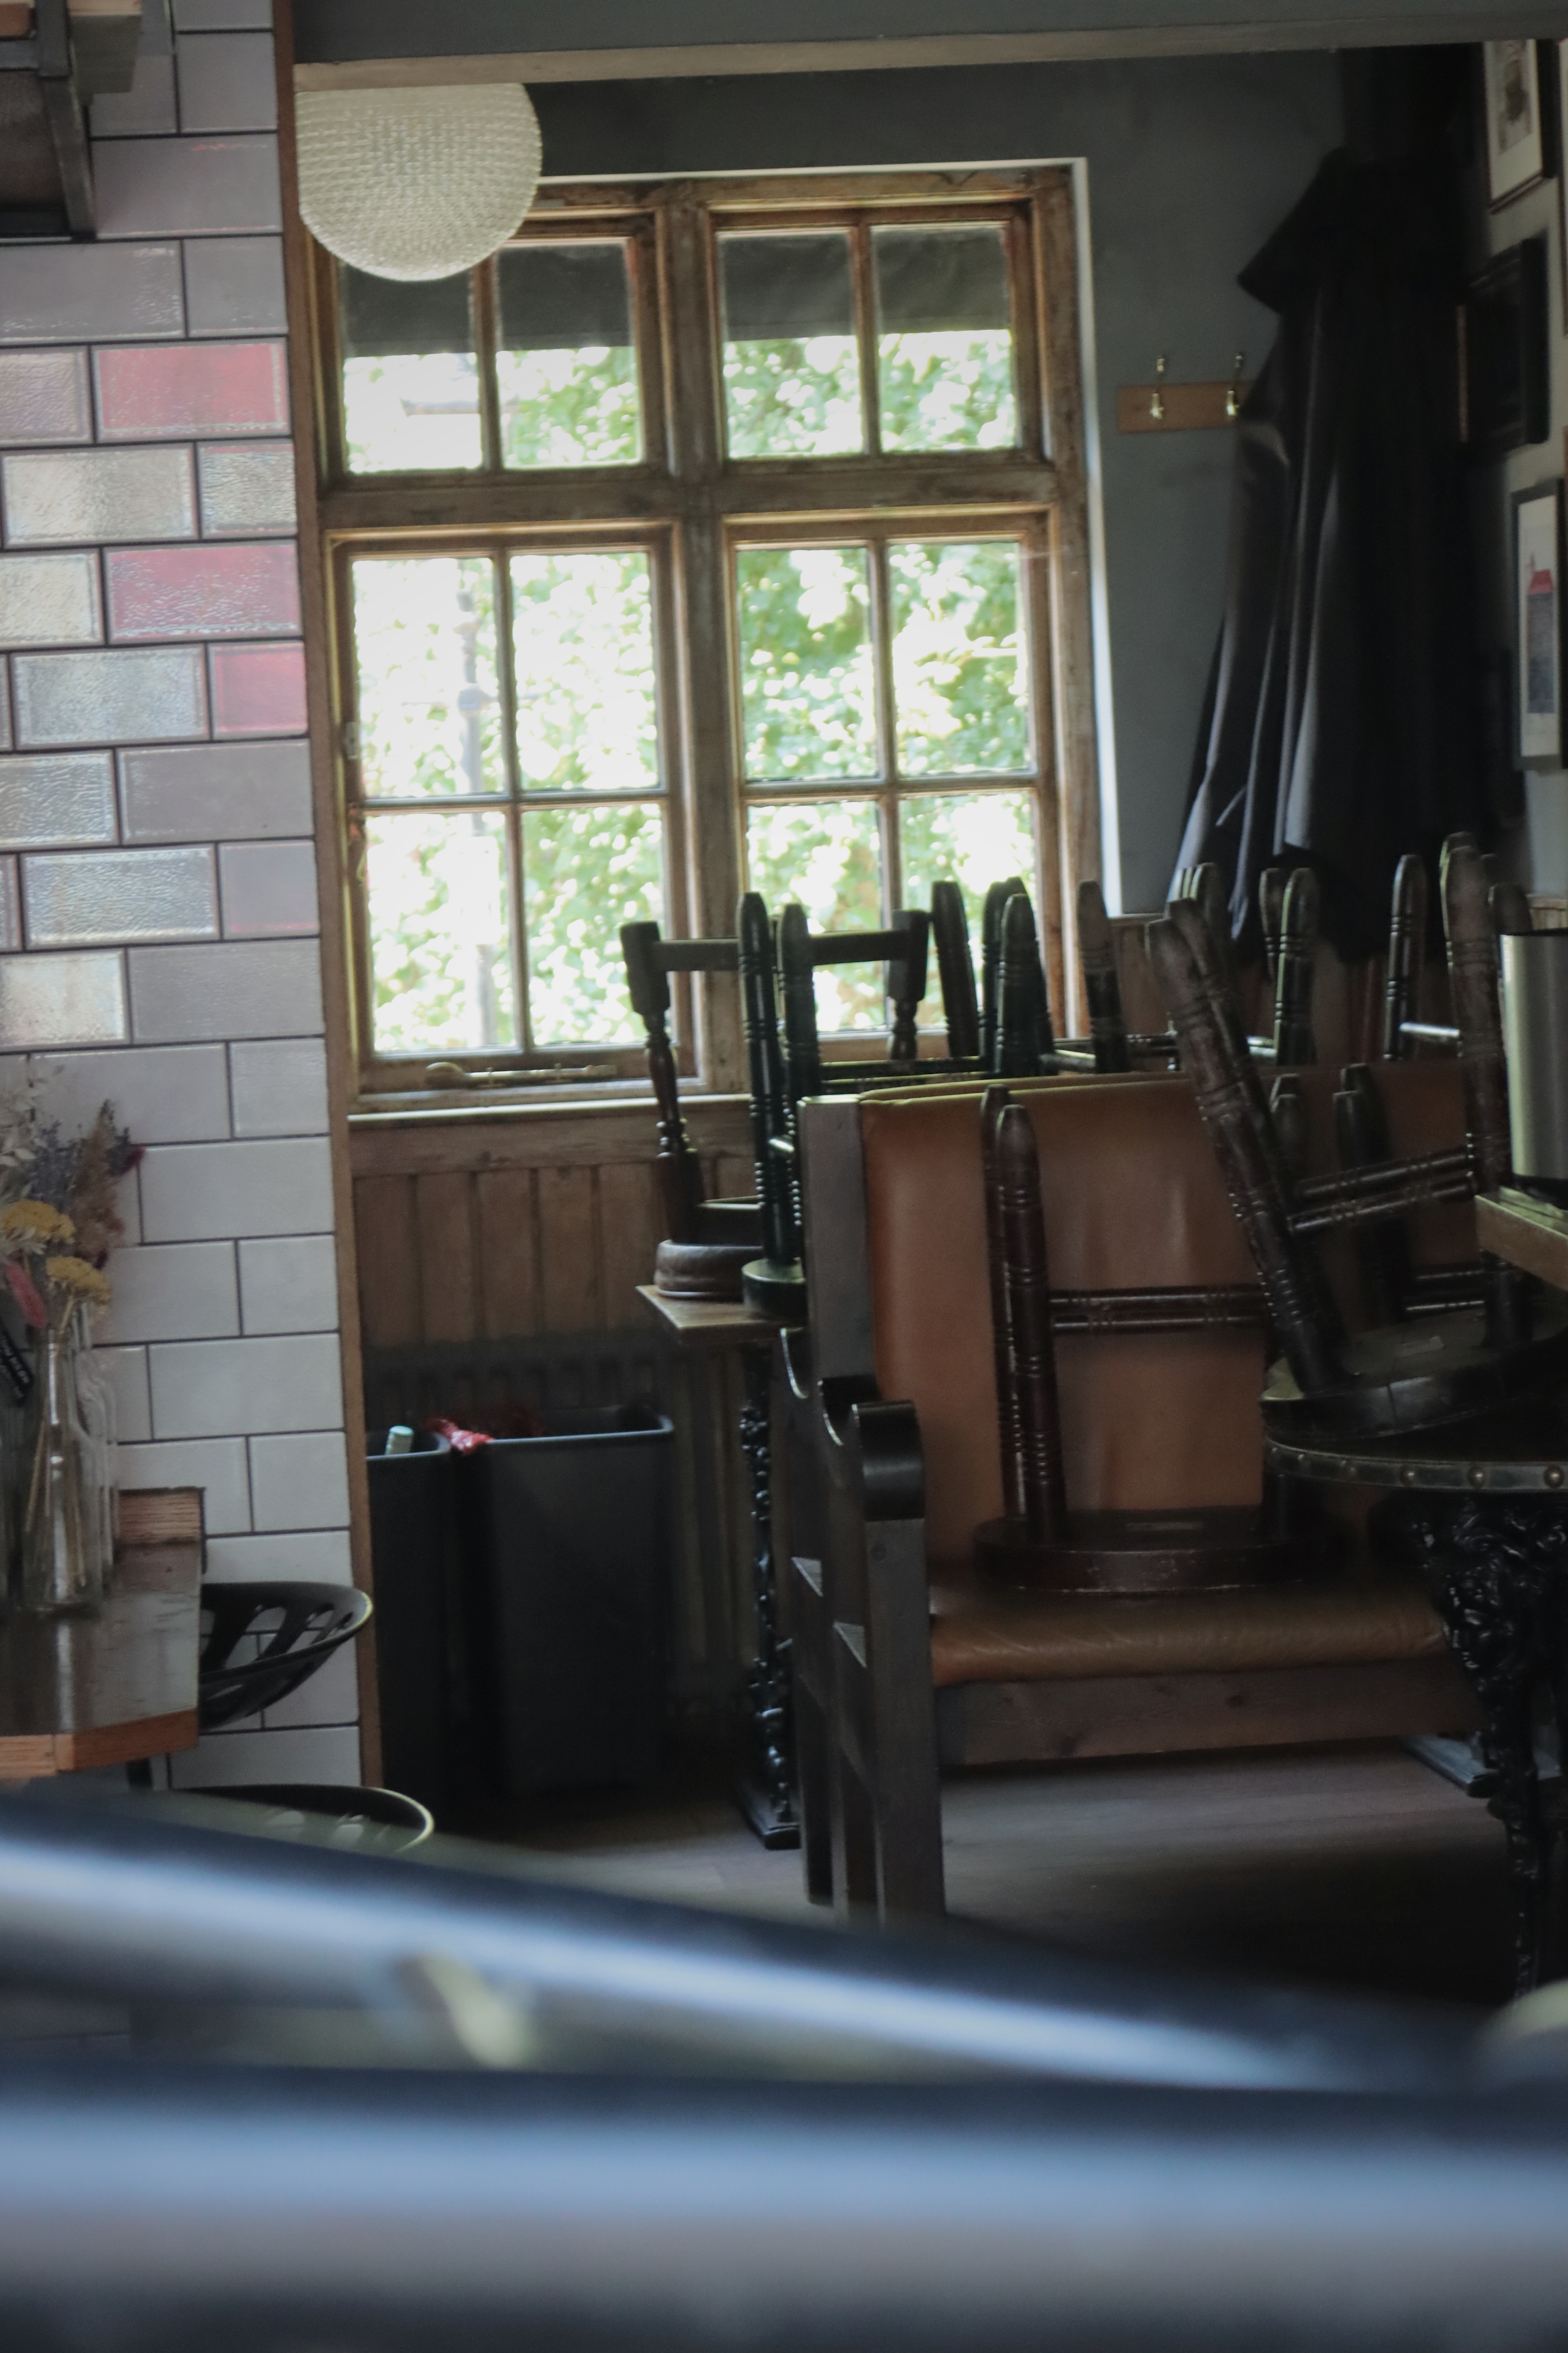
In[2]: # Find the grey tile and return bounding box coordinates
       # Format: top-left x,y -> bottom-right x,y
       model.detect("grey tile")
0,752 -> 116,847
248,1430 -> 350,1531
238,1233 -> 337,1332
128,936 -> 323,1041
196,441 -> 295,537
97,1344 -> 152,1443
218,838 -> 316,936
3,446 -> 197,547
0,245 -> 183,345
0,665 -> 10,750
169,1724 -> 361,1790
13,648 -> 206,747
181,236 -> 286,337
177,31 -> 277,131
119,739 -> 311,841
175,0 -> 272,26
0,950 -> 127,1045
0,351 -> 92,447
148,1330 -> 345,1438
139,1133 -> 333,1239
95,135 -> 282,240
117,1432 -> 251,1531
143,0 -> 175,55
30,1042 -> 231,1143
102,1240 -> 239,1343
0,555 -> 102,651
23,845 -> 218,946
0,856 -> 16,950
229,1035 -> 328,1134
91,51 -> 179,138
203,1528 -> 350,1584
261,1637 -> 357,1727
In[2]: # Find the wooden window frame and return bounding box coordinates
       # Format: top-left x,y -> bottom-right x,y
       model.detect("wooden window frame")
311,165 -> 1099,1110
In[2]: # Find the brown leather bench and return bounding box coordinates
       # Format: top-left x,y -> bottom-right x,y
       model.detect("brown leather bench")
783,1061 -> 1479,1922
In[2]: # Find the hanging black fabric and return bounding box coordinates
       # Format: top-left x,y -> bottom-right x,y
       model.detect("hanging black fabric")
1171,148 -> 1485,959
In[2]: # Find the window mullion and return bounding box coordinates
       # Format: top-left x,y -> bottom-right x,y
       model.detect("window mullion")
850,221 -> 881,459
471,261 -> 503,474
665,191 -> 745,1089
867,535 -> 901,920
492,547 -> 533,1052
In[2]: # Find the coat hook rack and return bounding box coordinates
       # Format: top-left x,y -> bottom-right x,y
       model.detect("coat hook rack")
1117,352 -> 1254,435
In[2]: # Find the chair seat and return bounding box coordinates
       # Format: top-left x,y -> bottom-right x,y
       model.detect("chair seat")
927,1564 -> 1446,1687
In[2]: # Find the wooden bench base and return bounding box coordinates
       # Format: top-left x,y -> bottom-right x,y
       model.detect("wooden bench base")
935,1653 -> 1478,1769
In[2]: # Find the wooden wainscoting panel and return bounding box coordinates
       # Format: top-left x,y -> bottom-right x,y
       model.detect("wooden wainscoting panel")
475,1167 -> 542,1337
598,1160 -> 663,1328
539,1164 -> 601,1333
355,1175 -> 421,1348
414,1171 -> 479,1343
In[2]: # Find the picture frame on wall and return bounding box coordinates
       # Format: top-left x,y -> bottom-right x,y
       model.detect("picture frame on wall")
1485,40 -> 1548,207
1463,237 -> 1551,460
1513,481 -> 1564,768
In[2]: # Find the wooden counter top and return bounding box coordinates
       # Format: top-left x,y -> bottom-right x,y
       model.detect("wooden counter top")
637,1285 -> 778,1350
0,1486 -> 202,1778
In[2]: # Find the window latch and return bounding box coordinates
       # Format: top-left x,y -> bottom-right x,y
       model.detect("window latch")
340,721 -> 360,763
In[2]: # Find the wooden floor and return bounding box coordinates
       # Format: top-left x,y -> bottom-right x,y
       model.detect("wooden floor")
456,1736 -> 1522,2013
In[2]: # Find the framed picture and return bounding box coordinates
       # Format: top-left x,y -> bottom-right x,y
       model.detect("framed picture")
1514,481 -> 1564,768
1485,40 -> 1547,206
1464,236 -> 1550,459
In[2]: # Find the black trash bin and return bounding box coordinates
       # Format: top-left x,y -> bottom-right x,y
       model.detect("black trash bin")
365,1428 -> 458,1818
465,1404 -> 674,1797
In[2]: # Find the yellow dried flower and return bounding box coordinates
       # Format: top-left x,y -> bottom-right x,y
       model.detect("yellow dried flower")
44,1255 -> 111,1309
0,1199 -> 75,1249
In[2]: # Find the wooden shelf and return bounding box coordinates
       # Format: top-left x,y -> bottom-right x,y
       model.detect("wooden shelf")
0,1485 -> 202,1778
1476,1188 -> 1568,1294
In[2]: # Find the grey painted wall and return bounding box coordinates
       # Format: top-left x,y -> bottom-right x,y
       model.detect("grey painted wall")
531,55 -> 1344,910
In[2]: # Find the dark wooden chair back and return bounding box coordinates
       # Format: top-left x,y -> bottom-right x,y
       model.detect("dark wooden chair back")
621,919 -> 751,1248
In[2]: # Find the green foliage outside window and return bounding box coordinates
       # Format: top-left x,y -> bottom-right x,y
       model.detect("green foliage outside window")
357,318 -> 1038,1058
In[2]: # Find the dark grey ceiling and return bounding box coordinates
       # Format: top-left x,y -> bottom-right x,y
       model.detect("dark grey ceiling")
294,0 -> 1568,68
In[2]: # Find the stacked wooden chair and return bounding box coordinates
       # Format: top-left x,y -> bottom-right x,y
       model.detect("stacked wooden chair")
1148,839 -> 1568,1444
621,920 -> 762,1300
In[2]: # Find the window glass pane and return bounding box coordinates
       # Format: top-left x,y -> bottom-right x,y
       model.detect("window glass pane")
353,556 -> 503,800
366,807 -> 516,1053
496,244 -> 641,469
898,789 -> 1037,959
720,233 -> 863,459
889,539 -> 1029,776
746,798 -> 885,1031
875,225 -> 1016,452
509,550 -> 659,792
523,804 -> 664,1044
736,545 -> 877,783
339,265 -> 480,473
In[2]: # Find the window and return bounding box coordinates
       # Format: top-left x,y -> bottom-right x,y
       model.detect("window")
314,171 -> 1097,1098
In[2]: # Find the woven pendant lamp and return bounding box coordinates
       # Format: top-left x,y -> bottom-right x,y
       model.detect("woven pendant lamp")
296,84 -> 543,283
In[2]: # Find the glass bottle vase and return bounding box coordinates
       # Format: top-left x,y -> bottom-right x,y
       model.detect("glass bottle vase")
18,1322 -> 104,1616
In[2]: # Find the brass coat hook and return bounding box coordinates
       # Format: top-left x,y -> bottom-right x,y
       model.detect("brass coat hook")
1225,352 -> 1246,420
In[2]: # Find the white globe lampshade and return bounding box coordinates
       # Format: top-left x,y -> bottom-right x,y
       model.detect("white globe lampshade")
296,84 -> 543,283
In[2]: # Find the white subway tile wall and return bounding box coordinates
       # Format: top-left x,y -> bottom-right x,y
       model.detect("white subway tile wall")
3,446 -> 198,545
1,7 -> 358,1785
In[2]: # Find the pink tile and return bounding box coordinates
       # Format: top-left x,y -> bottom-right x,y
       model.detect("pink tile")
107,543 -> 299,642
94,341 -> 288,440
209,640 -> 306,737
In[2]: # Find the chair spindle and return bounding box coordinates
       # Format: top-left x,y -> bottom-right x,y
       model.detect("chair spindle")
1382,855 -> 1428,1061
1077,879 -> 1132,1074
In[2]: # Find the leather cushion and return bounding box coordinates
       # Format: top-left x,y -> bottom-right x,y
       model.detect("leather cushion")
928,1565 -> 1447,1687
